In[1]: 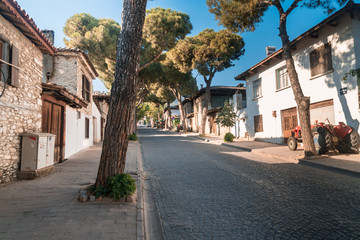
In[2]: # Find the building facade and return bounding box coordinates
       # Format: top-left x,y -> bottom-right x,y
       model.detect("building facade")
0,0 -> 55,183
235,2 -> 360,144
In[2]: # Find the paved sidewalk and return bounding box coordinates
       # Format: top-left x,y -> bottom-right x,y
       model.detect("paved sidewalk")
187,133 -> 360,176
0,142 -> 143,240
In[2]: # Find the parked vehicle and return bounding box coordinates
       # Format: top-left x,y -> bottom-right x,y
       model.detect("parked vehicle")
287,119 -> 360,154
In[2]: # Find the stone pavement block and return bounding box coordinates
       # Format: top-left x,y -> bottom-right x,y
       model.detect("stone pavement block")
0,142 -> 143,240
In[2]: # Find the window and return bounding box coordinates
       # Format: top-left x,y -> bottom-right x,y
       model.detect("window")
82,75 -> 90,101
0,38 -> 19,87
276,66 -> 289,90
310,43 -> 333,77
85,117 -> 89,139
253,78 -> 262,99
254,115 -> 263,133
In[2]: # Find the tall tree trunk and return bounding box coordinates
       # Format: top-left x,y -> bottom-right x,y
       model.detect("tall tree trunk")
277,9 -> 316,157
177,96 -> 187,133
200,81 -> 211,135
167,100 -> 172,129
95,0 -> 147,188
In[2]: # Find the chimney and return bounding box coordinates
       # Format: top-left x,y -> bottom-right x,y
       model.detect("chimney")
42,30 -> 55,45
266,46 -> 276,56
200,84 -> 203,89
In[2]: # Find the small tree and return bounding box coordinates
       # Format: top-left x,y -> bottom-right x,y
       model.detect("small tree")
215,101 -> 237,132
168,29 -> 245,135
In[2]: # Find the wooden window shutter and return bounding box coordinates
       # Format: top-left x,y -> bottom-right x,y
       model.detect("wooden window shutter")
11,45 -> 19,87
324,43 -> 332,72
82,75 -> 85,99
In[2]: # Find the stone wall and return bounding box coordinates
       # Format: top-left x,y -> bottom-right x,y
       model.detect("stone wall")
0,15 -> 43,183
50,52 -> 94,116
51,53 -> 78,95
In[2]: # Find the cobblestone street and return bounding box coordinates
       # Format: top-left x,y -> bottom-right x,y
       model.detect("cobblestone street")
140,129 -> 360,240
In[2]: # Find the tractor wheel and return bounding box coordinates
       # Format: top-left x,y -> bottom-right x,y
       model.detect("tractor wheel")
349,129 -> 360,153
287,137 -> 298,151
312,128 -> 328,155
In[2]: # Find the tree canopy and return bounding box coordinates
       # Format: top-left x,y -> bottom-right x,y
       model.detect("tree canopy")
64,8 -> 193,88
207,0 -> 347,33
168,29 -> 245,78
64,13 -> 120,88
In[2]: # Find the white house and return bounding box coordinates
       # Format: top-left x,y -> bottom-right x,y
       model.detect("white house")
235,1 -> 360,144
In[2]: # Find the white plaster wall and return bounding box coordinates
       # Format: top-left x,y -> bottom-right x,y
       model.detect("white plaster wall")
92,102 -> 102,143
65,106 -> 94,158
241,14 -> 359,143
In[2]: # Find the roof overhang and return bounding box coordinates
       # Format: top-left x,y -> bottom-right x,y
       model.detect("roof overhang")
0,0 -> 56,55
42,83 -> 88,108
235,1 -> 358,81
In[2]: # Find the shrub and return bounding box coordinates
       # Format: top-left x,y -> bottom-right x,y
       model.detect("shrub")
224,132 -> 235,142
129,133 -> 138,141
108,173 -> 136,200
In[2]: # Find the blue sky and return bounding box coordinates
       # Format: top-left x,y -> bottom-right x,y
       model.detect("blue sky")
16,0 -> 353,92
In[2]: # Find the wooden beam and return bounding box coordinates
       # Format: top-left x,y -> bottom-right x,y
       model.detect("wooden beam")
308,31 -> 318,38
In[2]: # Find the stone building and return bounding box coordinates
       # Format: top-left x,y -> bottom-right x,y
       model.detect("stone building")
41,41 -> 98,161
0,0 -> 55,183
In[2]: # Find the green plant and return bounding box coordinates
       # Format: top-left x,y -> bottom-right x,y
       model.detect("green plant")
224,132 -> 235,142
107,173 -> 136,200
90,184 -> 110,198
129,133 -> 138,141
215,101 -> 237,131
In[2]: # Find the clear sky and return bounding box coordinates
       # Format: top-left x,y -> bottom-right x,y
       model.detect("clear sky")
16,0 -> 354,92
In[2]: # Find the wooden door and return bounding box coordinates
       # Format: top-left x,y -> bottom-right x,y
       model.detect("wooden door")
51,104 -> 63,162
42,100 -> 64,163
281,107 -> 298,142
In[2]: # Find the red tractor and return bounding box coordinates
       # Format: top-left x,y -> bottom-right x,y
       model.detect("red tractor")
287,120 -> 360,154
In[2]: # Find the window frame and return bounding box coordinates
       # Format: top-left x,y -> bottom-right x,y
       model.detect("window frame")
82,75 -> 91,102
275,65 -> 290,91
252,78 -> 262,99
85,117 -> 89,139
310,43 -> 333,78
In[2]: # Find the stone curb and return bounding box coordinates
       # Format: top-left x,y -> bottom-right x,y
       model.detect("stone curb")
221,142 -> 252,152
298,159 -> 360,177
136,141 -> 145,240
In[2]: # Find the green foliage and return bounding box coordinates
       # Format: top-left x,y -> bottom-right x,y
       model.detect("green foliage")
92,185 -> 110,198
343,68 -> 360,81
108,174 -> 136,200
64,13 -> 120,88
143,8 -> 192,53
129,133 -> 138,141
173,118 -> 180,126
224,132 -> 235,142
64,8 -> 192,88
207,0 -> 347,33
137,104 -> 150,121
215,101 -> 237,128
168,29 -> 245,77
